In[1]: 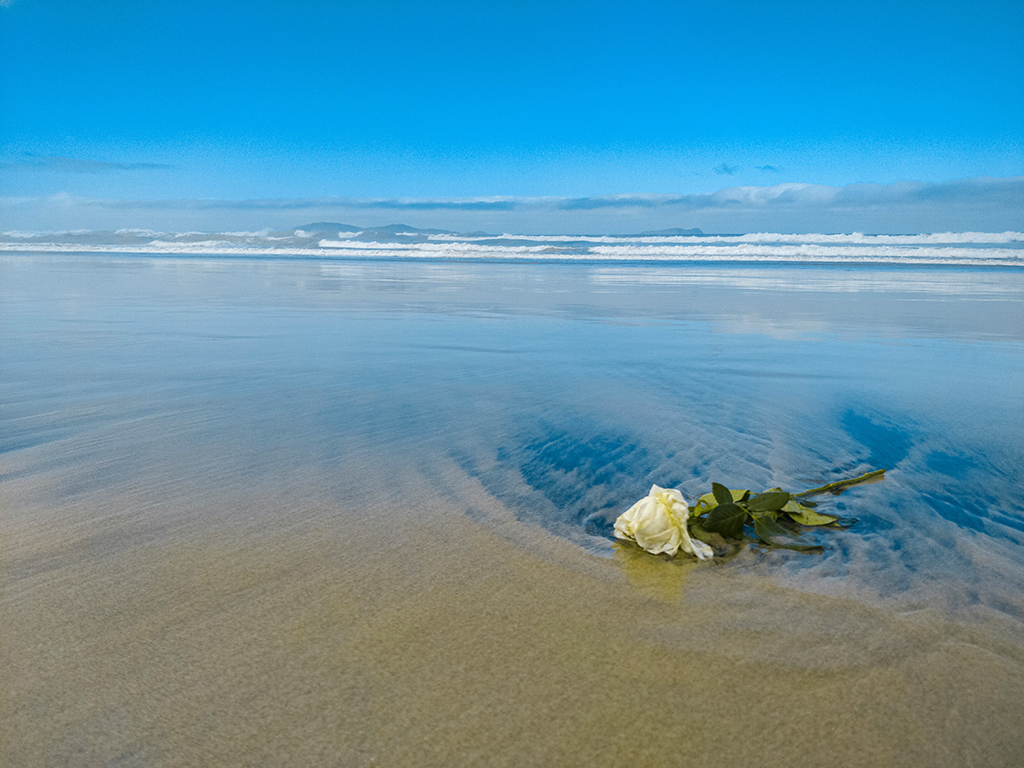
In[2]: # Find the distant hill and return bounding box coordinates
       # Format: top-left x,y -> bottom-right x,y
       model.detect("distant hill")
293,222 -> 363,233
362,223 -> 457,235
293,223 -> 460,237
639,227 -> 704,236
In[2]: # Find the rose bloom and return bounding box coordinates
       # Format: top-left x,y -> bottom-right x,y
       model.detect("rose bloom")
614,485 -> 713,559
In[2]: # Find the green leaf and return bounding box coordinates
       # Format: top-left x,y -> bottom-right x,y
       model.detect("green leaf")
704,503 -> 748,539
711,482 -> 733,506
788,509 -> 839,526
689,522 -> 712,542
748,491 -> 791,514
753,515 -> 823,552
752,513 -> 788,540
697,488 -> 749,511
782,499 -> 839,526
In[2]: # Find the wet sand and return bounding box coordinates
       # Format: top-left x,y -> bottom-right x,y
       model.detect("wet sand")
4,453 -> 1024,767
3,254 -> 1023,766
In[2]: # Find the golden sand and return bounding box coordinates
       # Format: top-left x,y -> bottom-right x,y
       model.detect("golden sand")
3,461 -> 1023,767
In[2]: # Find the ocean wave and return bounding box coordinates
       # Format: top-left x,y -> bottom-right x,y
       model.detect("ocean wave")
587,243 -> 1021,262
2,230 -> 1023,267
428,231 -> 1024,246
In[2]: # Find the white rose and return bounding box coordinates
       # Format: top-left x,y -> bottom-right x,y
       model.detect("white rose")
613,485 -> 714,560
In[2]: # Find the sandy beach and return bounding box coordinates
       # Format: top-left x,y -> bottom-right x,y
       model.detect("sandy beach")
2,254 -> 1023,766
4,457 -> 1024,766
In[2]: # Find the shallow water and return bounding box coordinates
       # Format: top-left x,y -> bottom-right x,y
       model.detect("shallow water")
2,254 -> 1024,766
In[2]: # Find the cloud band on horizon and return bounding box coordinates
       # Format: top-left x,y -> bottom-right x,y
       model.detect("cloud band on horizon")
0,154 -> 174,173
3,176 -> 1022,235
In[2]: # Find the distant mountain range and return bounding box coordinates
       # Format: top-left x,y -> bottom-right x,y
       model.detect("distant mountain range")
293,222 -> 363,233
294,222 -> 457,236
639,227 -> 704,236
295,223 -> 704,237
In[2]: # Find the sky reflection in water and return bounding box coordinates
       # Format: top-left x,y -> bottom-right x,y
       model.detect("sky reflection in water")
2,255 -> 1023,620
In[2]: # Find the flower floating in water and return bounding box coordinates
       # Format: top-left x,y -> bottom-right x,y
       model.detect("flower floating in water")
613,485 -> 714,559
614,469 -> 886,559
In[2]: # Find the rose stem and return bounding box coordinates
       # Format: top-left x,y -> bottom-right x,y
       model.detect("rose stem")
793,469 -> 887,498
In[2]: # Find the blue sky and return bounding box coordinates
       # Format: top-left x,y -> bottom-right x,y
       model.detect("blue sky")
1,0 -> 1022,232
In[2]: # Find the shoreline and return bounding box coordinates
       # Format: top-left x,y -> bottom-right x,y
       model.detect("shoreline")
3,244 -> 1023,268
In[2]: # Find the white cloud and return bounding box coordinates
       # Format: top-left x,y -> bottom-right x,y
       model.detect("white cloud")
0,154 -> 172,173
1,176 -> 1021,235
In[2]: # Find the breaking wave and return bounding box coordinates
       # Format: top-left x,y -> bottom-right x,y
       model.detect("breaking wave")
2,227 -> 1022,266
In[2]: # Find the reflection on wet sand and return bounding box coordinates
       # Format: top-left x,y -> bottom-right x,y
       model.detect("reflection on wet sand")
3,255 -> 1024,765
3,456 -> 1023,767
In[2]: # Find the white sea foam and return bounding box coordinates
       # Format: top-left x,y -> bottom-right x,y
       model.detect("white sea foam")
429,231 -> 1024,245
587,243 -> 1019,261
2,229 -> 1022,266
